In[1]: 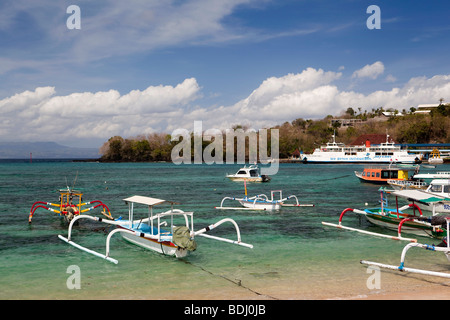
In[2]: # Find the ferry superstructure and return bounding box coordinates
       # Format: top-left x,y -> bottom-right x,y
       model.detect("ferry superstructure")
300,134 -> 422,164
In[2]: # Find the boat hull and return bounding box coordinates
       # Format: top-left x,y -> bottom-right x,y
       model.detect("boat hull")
302,157 -> 420,164
239,200 -> 281,210
227,176 -> 264,182
364,213 -> 437,238
120,227 -> 189,258
414,202 -> 450,215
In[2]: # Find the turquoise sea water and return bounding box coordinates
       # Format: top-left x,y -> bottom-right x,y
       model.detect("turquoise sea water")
0,160 -> 449,300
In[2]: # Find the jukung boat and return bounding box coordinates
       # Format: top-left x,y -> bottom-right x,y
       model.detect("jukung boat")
322,189 -> 448,242
226,165 -> 271,182
391,179 -> 450,214
28,187 -> 112,223
58,195 -> 253,264
216,185 -> 314,211
300,133 -> 422,164
361,218 -> 450,279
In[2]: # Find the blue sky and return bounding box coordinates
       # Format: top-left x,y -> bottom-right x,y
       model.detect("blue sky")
1,0 -> 450,148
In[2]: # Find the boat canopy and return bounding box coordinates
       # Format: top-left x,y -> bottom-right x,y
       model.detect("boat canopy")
122,195 -> 179,206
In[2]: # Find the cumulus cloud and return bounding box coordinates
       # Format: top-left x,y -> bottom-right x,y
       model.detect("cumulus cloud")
1,67 -> 450,147
203,68 -> 450,130
0,78 -> 201,145
352,61 -> 385,80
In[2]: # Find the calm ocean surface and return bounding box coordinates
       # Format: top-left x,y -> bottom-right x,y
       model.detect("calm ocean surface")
1,160 -> 449,299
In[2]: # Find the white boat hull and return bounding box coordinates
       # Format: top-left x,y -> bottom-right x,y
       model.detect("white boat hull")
227,176 -> 264,182
239,200 -> 281,210
121,230 -> 189,258
301,152 -> 419,164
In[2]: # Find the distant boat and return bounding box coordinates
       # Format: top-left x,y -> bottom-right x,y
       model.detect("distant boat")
413,171 -> 450,180
300,133 -> 422,164
226,165 -> 271,182
354,164 -> 418,184
428,148 -> 444,165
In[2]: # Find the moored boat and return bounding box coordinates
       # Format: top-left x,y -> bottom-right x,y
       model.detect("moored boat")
392,179 -> 450,214
301,133 -> 422,164
59,195 -> 253,263
322,189 -> 448,241
354,165 -> 417,184
387,179 -> 428,191
226,164 -> 271,182
216,189 -> 313,211
28,186 -> 112,223
427,148 -> 444,165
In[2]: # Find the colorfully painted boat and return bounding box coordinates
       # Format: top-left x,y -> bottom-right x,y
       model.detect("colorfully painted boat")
322,189 -> 448,241
59,195 -> 253,264
28,187 -> 112,223
300,133 -> 422,164
354,165 -> 417,184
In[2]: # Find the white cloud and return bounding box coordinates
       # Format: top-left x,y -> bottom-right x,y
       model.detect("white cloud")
0,78 -> 201,145
352,61 -> 385,80
1,69 -> 450,147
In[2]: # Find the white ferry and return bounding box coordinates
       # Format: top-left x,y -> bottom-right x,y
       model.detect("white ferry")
300,134 -> 422,164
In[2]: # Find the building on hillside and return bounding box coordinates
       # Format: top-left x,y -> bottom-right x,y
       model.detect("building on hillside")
330,118 -> 365,127
414,104 -> 439,114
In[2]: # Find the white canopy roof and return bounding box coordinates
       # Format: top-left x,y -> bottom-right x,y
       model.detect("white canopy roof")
392,190 -> 448,202
123,195 -> 177,206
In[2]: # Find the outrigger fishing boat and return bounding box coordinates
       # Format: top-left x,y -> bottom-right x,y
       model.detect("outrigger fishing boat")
322,189 -> 448,242
28,187 -> 112,223
216,181 -> 313,211
58,195 -> 253,264
216,189 -> 313,211
361,218 -> 450,279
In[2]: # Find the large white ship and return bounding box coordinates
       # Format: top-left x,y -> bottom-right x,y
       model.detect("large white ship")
300,134 -> 422,164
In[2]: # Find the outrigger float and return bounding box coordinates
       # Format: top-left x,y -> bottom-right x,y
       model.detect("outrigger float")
361,218 -> 450,279
216,182 -> 314,211
28,187 -> 112,223
58,195 -> 253,264
322,189 -> 448,242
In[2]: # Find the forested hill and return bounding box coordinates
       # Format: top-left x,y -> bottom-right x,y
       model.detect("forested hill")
98,104 -> 450,162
